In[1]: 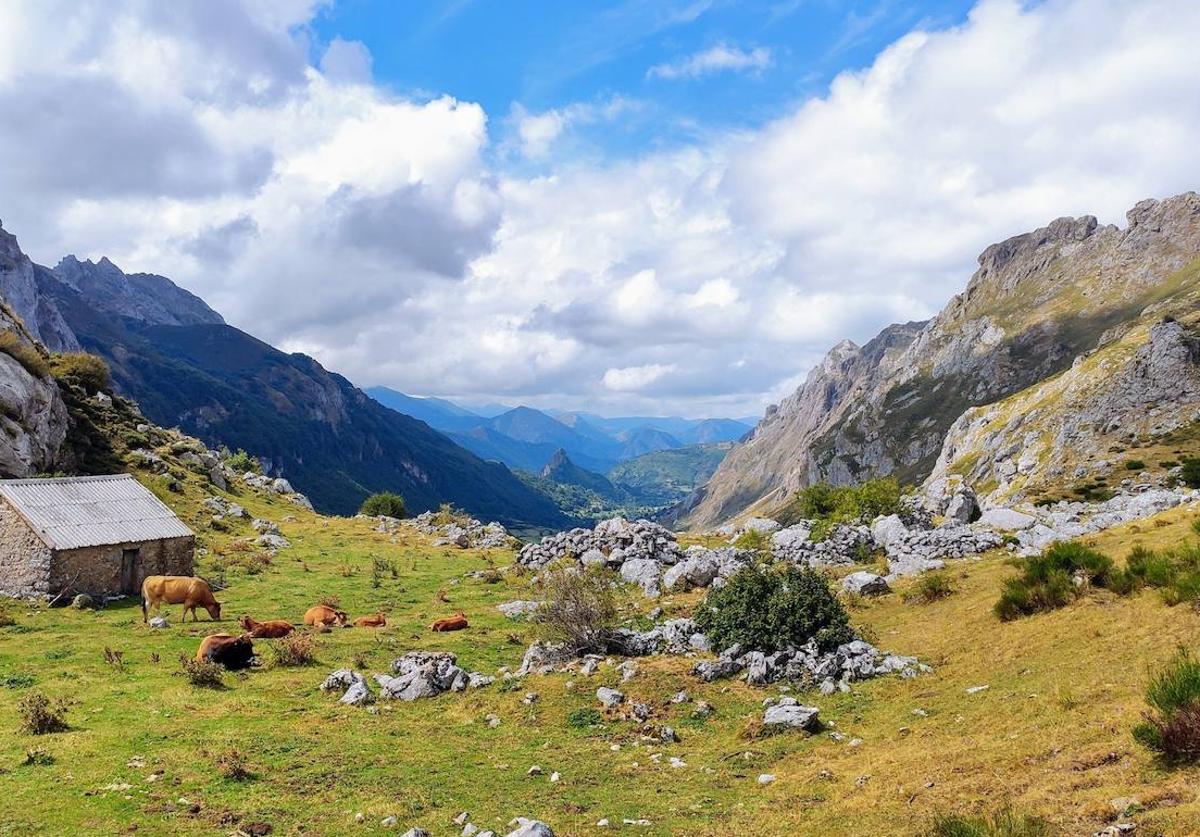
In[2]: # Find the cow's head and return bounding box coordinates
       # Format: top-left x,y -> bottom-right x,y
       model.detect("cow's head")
207,600 -> 223,621
335,610 -> 348,626
238,615 -> 252,631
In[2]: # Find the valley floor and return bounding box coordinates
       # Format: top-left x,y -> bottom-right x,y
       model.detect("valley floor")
2,485 -> 1200,835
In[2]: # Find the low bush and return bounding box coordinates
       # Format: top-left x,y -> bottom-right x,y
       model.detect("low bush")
994,542 -> 1115,621
1133,648 -> 1200,764
790,477 -> 903,527
269,633 -> 317,667
695,563 -> 852,653
930,809 -> 1052,837
1180,458 -> 1200,489
215,748 -> 254,781
48,352 -> 109,392
225,449 -> 261,474
360,491 -> 407,519
567,707 -> 603,728
731,528 -> 770,552
1124,459 -> 1147,471
179,655 -> 225,688
903,571 -> 956,604
17,692 -> 70,735
534,564 -> 620,655
21,746 -> 54,767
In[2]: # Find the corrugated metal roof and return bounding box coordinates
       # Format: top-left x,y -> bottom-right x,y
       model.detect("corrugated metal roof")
0,474 -> 194,550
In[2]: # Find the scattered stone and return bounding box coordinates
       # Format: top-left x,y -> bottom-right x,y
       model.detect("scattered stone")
71,593 -> 95,610
148,616 -> 169,629
762,704 -> 820,731
842,571 -> 890,596
596,687 -> 625,707
965,685 -> 990,695
497,600 -> 541,619
504,819 -> 554,837
757,774 -> 776,785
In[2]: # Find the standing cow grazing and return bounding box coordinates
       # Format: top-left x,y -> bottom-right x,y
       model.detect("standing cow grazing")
142,576 -> 222,623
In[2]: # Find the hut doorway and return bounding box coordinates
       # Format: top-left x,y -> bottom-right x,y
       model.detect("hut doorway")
120,548 -> 140,594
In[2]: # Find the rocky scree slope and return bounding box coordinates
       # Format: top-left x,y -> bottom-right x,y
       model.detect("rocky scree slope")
672,193 -> 1200,529
0,220 -> 568,527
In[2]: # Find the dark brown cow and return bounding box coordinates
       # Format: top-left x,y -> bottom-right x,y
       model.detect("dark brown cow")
195,633 -> 255,670
239,615 -> 295,638
430,611 -> 468,632
303,604 -> 348,628
142,576 -> 221,623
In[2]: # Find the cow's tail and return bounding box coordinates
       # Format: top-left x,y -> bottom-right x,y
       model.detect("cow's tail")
141,589 -> 148,623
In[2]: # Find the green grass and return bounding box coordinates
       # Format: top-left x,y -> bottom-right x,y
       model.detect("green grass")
4,464 -> 1200,833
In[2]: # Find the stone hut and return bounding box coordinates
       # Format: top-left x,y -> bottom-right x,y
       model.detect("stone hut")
0,474 -> 194,599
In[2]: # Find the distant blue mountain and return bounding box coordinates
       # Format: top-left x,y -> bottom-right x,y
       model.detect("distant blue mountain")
365,386 -> 484,432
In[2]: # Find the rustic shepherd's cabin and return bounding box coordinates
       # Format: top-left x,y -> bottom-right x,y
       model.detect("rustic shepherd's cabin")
0,474 -> 194,600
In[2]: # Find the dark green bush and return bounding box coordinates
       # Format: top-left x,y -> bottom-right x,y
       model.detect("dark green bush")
1133,649 -> 1200,764
567,707 -> 603,728
1124,459 -> 1147,471
359,491 -> 407,519
695,563 -> 852,653
1180,458 -> 1200,489
994,542 -> 1115,621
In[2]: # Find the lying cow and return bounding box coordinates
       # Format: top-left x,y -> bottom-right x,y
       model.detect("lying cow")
430,611 -> 468,632
304,604 -> 348,628
142,575 -> 222,623
239,615 -> 295,638
195,633 -> 254,670
353,612 -> 387,628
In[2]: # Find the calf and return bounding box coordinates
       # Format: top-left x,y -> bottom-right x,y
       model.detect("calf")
430,611 -> 468,632
353,612 -> 387,628
142,576 -> 221,623
303,604 -> 348,628
195,633 -> 255,670
239,615 -> 295,638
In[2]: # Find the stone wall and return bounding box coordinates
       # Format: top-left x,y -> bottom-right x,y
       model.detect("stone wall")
0,499 -> 52,598
49,536 -> 194,598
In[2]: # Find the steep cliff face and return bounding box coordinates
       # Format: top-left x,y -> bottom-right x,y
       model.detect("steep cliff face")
674,192 -> 1200,530
0,226 -> 70,475
0,223 -> 79,352
928,314 -> 1200,506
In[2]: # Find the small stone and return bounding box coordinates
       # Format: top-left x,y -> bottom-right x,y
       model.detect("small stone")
523,692 -> 539,704
381,816 -> 398,828
71,593 -> 95,610
526,765 -> 543,776
454,812 -> 470,826
757,773 -> 776,785
596,687 -> 625,707
966,685 -> 990,695
549,771 -> 560,783
486,714 -> 501,728
354,812 -> 364,823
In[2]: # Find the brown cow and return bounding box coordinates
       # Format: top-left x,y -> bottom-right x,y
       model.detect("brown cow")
239,615 -> 295,638
142,575 -> 221,623
303,604 -> 348,628
195,633 -> 254,670
353,612 -> 387,628
430,611 -> 468,632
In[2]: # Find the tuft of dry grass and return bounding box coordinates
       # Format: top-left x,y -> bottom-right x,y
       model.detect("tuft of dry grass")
268,633 -> 317,667
17,693 -> 69,735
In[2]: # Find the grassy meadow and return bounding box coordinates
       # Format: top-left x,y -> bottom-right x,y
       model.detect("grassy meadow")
1,477 -> 1200,835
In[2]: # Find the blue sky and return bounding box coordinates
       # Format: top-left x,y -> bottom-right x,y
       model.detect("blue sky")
311,0 -> 977,162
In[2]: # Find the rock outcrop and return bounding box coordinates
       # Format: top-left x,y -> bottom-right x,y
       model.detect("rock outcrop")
671,193 -> 1200,529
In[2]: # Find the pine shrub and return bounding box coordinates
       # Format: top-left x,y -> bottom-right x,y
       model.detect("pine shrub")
994,542 -> 1114,621
695,563 -> 852,653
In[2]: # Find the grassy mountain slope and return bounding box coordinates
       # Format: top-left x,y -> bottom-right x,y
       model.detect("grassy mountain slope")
608,443 -> 732,507
2,467 -> 1199,834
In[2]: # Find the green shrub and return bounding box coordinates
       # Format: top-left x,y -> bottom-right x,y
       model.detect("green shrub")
48,352 -> 109,392
1124,459 -> 1147,471
994,542 -> 1114,621
695,563 -> 852,653
567,707 -> 603,728
534,564 -> 620,655
793,477 -> 903,524
225,449 -> 261,474
732,528 -> 769,552
930,809 -> 1052,837
903,572 -> 956,604
359,491 -> 407,519
179,655 -> 225,688
1180,458 -> 1200,489
268,633 -> 318,667
1133,649 -> 1200,764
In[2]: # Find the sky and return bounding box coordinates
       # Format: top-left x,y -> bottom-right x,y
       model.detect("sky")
1,0 -> 1199,419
